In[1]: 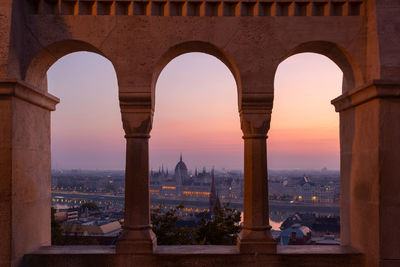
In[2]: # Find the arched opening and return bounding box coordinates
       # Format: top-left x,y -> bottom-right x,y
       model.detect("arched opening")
270,52 -> 342,245
47,52 -> 124,245
150,52 -> 243,245
283,41 -> 363,92
24,40 -> 105,91
151,41 -> 242,111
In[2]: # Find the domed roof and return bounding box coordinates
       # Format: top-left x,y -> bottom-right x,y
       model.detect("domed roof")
174,154 -> 188,173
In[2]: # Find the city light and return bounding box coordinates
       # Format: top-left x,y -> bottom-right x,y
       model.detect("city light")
162,186 -> 176,190
182,191 -> 210,196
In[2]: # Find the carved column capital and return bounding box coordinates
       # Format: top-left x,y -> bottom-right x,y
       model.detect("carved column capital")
121,112 -> 153,138
240,110 -> 271,139
119,92 -> 153,138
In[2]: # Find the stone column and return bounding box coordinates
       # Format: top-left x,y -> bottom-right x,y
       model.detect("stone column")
116,101 -> 157,254
0,80 -> 58,267
332,81 -> 400,267
237,110 -> 276,254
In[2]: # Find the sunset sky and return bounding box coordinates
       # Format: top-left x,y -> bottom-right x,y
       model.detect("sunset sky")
48,52 -> 342,171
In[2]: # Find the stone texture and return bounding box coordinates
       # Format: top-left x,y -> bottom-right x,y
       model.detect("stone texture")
22,245 -> 365,267
238,111 -> 276,253
0,81 -> 58,266
0,0 -> 399,266
116,111 -> 157,254
332,82 -> 400,267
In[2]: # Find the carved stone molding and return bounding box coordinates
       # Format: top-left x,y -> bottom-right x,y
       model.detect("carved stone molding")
240,111 -> 271,139
119,91 -> 153,138
119,92 -> 152,112
30,0 -> 365,17
331,80 -> 400,112
121,112 -> 153,138
0,79 -> 59,111
240,92 -> 273,112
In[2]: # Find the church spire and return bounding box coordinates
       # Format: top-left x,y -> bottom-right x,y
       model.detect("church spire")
209,168 -> 217,213
180,153 -> 182,162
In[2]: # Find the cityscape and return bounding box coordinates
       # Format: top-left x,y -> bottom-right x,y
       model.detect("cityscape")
51,154 -> 340,246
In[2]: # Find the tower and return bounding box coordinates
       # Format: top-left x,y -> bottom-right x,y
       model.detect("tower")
209,168 -> 221,213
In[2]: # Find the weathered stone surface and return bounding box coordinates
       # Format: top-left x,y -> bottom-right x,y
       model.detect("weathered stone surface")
1,0 -> 399,266
23,245 -> 365,267
332,82 -> 400,267
117,108 -> 157,254
0,81 -> 58,266
239,111 -> 276,253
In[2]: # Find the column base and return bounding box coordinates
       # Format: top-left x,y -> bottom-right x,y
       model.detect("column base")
116,226 -> 157,254
237,227 -> 277,254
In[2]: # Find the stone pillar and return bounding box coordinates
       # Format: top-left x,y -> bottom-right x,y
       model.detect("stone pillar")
0,79 -> 58,267
237,110 -> 276,254
116,93 -> 157,254
332,80 -> 400,267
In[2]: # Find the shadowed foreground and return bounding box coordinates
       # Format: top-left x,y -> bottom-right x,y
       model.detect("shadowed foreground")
24,245 -> 363,267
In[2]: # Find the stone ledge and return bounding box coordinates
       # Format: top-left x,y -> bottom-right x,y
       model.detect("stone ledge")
23,245 -> 365,267
331,80 -> 400,112
0,79 -> 59,111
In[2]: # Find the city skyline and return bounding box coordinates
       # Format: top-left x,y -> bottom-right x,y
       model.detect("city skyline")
48,52 -> 341,170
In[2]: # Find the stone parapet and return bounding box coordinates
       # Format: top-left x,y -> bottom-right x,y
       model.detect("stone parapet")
24,245 -> 365,266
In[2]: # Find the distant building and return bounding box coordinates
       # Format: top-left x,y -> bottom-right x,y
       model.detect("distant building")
280,212 -> 340,242
312,234 -> 340,245
209,169 -> 222,214
66,210 -> 79,222
280,224 -> 312,245
149,155 -> 243,208
296,176 -> 336,203
62,220 -> 121,237
174,153 -> 189,186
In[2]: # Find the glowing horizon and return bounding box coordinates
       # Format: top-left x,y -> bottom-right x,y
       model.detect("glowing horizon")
48,52 -> 341,171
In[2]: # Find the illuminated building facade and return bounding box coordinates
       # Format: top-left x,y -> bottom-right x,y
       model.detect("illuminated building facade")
150,155 -> 243,205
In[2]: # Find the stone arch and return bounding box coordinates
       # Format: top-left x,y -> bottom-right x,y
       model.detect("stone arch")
23,40 -> 112,91
277,41 -> 364,93
272,42 -> 360,247
152,41 -> 242,110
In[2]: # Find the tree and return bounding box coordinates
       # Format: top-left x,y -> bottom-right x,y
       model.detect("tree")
151,202 -> 195,245
151,202 -> 242,245
195,202 -> 242,245
51,207 -> 64,245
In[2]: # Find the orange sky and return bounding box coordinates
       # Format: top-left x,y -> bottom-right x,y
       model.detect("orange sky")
48,52 -> 342,170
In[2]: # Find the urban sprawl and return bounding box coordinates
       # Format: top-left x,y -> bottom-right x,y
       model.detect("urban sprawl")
52,155 -> 340,246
